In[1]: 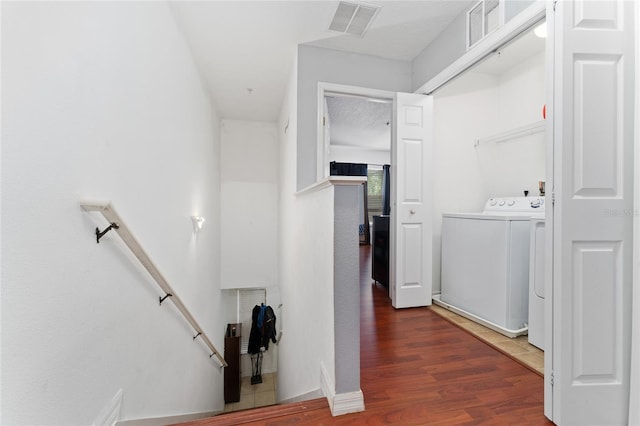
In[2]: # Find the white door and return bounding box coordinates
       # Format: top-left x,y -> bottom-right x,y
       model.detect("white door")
551,0 -> 635,424
390,92 -> 433,309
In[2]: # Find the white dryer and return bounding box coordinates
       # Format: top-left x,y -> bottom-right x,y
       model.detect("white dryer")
438,197 -> 545,337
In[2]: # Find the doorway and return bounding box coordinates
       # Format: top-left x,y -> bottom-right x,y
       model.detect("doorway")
319,83 -> 434,309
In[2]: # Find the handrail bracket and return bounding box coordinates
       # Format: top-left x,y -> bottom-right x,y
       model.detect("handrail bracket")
96,222 -> 120,243
159,293 -> 173,306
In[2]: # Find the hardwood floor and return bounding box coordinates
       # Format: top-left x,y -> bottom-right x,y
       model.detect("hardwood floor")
182,245 -> 552,425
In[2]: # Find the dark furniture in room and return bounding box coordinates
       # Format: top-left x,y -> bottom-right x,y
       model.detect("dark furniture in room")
372,215 -> 390,288
329,161 -> 367,176
224,323 -> 241,403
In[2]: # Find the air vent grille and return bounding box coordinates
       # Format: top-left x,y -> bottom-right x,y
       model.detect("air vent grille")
329,1 -> 381,36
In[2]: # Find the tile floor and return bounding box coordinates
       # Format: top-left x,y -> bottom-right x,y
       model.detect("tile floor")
429,304 -> 544,375
224,373 -> 277,413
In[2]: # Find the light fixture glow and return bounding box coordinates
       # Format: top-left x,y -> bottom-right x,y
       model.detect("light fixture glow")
191,216 -> 205,234
534,22 -> 547,38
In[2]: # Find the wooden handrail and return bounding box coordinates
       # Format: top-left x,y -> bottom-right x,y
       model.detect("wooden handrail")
80,201 -> 227,367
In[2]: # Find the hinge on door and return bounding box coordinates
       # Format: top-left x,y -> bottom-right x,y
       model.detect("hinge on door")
551,191 -> 556,206
553,0 -> 557,12
323,116 -> 326,126
550,371 -> 555,386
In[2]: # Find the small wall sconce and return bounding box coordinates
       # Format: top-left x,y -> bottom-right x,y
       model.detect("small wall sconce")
534,22 -> 547,38
191,216 -> 205,234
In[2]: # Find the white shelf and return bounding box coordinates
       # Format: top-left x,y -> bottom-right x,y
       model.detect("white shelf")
474,120 -> 545,147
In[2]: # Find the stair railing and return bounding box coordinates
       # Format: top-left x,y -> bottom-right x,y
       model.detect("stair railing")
81,201 -> 227,367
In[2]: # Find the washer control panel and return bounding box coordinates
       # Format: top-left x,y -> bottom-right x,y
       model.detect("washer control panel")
485,197 -> 545,212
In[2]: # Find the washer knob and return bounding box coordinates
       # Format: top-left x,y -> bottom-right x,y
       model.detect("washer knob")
508,200 -> 515,206
499,200 -> 506,206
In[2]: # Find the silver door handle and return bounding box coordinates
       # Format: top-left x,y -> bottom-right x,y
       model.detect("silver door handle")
410,209 -> 416,214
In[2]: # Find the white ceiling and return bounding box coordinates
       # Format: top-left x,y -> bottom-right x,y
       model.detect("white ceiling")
327,95 -> 391,150
169,1 -> 473,122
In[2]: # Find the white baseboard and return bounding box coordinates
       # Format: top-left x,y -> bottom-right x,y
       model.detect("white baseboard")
277,389 -> 324,405
320,362 -> 365,416
116,410 -> 220,426
93,389 -> 123,426
320,362 -> 335,410
332,390 -> 365,416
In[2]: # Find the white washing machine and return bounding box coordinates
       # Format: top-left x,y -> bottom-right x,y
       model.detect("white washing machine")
528,217 -> 545,350
438,197 -> 545,337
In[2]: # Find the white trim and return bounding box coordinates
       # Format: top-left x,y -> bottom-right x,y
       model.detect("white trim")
320,362 -> 335,412
332,390 -> 365,416
320,362 -> 365,416
466,0 -> 482,51
93,389 -> 123,426
317,82 -> 395,182
432,295 -> 528,338
466,0 -> 506,51
277,389 -> 324,405
543,0 -> 554,419
116,410 -> 220,426
627,2 -> 638,418
295,176 -> 366,197
415,1 -> 545,95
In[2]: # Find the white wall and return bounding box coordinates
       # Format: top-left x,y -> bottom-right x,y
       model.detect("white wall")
479,52 -> 547,197
297,45 -> 412,190
1,2 -> 223,423
412,5 -> 471,92
432,51 -> 545,293
220,119 -> 279,289
277,57 -> 336,403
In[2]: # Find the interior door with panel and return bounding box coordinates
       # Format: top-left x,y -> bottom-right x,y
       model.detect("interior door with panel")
551,0 -> 635,423
390,92 -> 433,309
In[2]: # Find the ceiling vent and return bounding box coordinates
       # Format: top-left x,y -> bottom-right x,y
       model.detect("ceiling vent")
329,1 -> 381,37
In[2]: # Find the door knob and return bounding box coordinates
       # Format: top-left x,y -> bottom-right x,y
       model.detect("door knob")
410,209 -> 416,214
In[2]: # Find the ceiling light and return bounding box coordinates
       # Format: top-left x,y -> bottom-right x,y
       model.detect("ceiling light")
329,1 -> 381,37
534,22 -> 547,38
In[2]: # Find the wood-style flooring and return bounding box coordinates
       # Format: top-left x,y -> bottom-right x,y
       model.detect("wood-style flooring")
181,245 -> 551,425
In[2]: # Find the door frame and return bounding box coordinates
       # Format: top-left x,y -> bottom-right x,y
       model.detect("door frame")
317,83 -> 433,309
632,2 -> 640,423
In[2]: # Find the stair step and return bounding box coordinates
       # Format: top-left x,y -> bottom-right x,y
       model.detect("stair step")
172,398 -> 329,426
